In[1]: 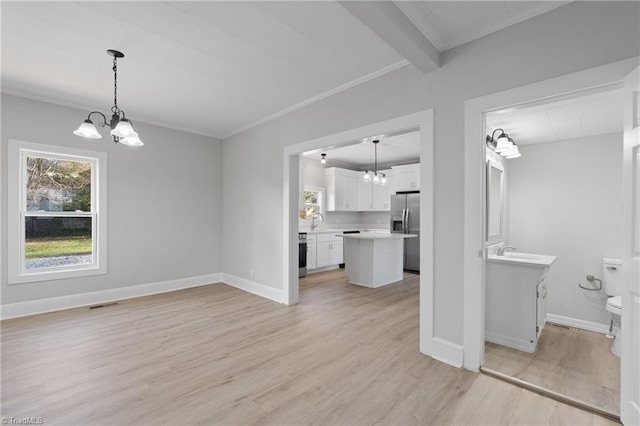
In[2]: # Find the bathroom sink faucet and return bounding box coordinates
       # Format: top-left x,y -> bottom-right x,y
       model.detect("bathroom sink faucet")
497,245 -> 517,256
311,213 -> 325,230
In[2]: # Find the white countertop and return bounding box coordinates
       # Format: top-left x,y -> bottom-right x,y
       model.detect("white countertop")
337,233 -> 416,240
487,252 -> 557,267
302,228 -> 390,235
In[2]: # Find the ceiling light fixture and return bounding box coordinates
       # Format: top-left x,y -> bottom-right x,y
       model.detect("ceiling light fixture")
363,140 -> 386,185
486,128 -> 520,159
73,49 -> 143,147
320,153 -> 327,164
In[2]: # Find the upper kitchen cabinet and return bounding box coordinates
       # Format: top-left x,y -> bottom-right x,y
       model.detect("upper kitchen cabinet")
358,169 -> 394,211
325,167 -> 359,211
392,164 -> 420,191
357,177 -> 373,211
372,169 -> 394,211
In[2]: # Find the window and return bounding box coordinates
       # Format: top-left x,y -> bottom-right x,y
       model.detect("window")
8,140 -> 107,284
301,186 -> 324,219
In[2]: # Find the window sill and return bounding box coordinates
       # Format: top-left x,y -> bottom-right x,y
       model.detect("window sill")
9,264 -> 107,285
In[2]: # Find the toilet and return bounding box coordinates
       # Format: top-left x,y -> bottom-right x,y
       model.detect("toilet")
603,257 -> 623,357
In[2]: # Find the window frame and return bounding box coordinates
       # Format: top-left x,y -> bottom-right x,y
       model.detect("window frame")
8,140 -> 107,284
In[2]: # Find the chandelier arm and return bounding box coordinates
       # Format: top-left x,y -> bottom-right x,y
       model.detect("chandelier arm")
87,111 -> 108,127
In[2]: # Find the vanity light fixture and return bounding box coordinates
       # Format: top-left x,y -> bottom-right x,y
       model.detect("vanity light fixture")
363,139 -> 387,185
73,50 -> 144,146
320,153 -> 327,164
486,129 -> 520,159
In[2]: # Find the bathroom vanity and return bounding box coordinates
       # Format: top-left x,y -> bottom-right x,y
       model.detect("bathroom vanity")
486,252 -> 557,353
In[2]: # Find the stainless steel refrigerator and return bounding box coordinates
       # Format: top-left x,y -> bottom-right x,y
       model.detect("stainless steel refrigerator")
390,193 -> 420,272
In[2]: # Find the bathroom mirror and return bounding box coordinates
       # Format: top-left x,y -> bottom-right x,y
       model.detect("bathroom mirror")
486,160 -> 504,243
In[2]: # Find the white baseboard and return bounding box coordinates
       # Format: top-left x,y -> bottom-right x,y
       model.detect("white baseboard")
1,273 -> 223,320
222,273 -> 286,304
306,265 -> 340,275
431,337 -> 464,368
485,331 -> 535,353
546,314 -> 612,334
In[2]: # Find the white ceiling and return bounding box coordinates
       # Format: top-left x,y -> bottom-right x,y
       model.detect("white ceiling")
394,1 -> 569,51
1,1 -> 570,139
303,131 -> 421,169
314,87 -> 624,168
486,88 -> 624,145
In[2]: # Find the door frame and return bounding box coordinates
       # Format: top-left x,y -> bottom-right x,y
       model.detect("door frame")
283,109 -> 434,355
463,57 -> 639,371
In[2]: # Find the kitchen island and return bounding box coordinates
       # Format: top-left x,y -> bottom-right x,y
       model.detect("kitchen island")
338,233 -> 417,288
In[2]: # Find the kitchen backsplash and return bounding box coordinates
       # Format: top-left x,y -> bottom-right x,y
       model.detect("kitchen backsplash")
299,211 -> 390,231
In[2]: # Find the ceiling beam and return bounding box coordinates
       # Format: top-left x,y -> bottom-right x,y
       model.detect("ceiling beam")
338,1 -> 440,73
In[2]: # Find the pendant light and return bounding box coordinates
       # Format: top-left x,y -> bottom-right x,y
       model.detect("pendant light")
73,50 -> 144,147
320,153 -> 327,164
363,139 -> 386,185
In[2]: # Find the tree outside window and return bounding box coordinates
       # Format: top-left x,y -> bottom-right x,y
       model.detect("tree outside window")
303,190 -> 320,219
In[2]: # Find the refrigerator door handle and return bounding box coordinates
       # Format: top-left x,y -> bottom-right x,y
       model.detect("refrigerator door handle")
403,208 -> 409,234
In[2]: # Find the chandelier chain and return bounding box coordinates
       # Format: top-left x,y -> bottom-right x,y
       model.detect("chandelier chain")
111,56 -> 119,114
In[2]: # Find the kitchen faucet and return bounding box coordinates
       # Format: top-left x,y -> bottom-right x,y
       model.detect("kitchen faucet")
311,213 -> 325,230
496,245 -> 517,256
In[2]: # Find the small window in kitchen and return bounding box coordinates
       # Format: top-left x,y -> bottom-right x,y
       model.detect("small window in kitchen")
302,187 -> 324,219
8,140 -> 107,284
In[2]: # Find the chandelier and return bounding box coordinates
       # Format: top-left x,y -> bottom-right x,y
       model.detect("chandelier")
73,50 -> 144,147
363,139 -> 386,185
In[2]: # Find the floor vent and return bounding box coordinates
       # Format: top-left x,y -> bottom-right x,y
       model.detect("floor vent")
549,322 -> 571,329
89,302 -> 118,310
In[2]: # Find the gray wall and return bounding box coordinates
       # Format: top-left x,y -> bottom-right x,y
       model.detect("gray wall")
508,133 -> 623,326
1,94 -> 223,304
222,2 -> 639,346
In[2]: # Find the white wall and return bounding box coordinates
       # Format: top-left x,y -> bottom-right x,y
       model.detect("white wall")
1,94 -> 223,305
508,133 -> 623,326
222,2 -> 639,348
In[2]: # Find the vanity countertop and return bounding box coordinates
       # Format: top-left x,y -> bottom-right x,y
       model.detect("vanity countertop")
487,252 -> 557,267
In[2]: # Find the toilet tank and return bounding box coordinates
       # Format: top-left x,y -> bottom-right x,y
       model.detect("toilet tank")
602,258 -> 623,296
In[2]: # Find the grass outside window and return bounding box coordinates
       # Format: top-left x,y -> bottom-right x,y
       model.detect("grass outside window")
25,236 -> 92,259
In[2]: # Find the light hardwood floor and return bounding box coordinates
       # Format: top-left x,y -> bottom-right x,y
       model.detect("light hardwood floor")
484,322 -> 621,414
1,270 -> 618,425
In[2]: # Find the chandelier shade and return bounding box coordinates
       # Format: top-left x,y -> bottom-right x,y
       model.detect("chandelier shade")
73,119 -> 102,139
73,50 -> 144,147
111,118 -> 136,138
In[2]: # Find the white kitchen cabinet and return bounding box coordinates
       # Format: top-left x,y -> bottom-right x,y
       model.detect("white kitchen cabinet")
325,168 -> 359,211
358,169 -> 393,211
316,233 -> 343,268
306,234 -> 316,270
392,164 -> 420,191
372,169 -> 393,211
358,178 -> 373,211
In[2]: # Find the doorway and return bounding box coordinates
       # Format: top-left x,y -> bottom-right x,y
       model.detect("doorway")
283,109 -> 434,355
463,58 -> 639,419
482,86 -> 623,417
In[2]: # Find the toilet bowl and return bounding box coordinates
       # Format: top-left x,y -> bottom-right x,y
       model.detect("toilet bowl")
602,258 -> 623,357
606,295 -> 622,356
